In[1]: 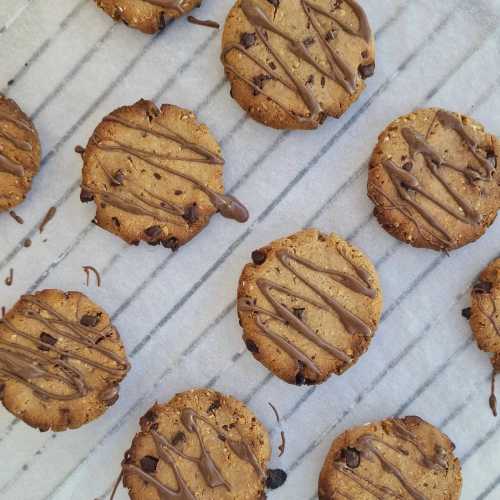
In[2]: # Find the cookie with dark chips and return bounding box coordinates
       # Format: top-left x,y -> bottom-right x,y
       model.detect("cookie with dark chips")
0,289 -> 130,431
0,95 -> 41,212
79,99 -> 248,250
237,228 -> 382,385
368,108 -> 500,251
94,0 -> 202,34
222,0 -> 376,129
121,389 -> 271,499
318,416 -> 462,500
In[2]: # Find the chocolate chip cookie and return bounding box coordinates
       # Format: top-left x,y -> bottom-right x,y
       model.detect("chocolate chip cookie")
237,229 -> 383,385
121,389 -> 270,499
0,289 -> 130,431
368,108 -> 499,251
318,416 -> 462,500
221,0 -> 375,130
467,258 -> 500,416
79,99 -> 248,250
0,95 -> 41,212
94,0 -> 202,34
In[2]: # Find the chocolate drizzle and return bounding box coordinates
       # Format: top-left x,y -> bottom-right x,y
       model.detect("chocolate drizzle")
0,110 -> 35,178
83,110 -> 248,229
0,295 -> 129,401
143,0 -> 185,13
375,110 -> 496,249
123,408 -> 265,499
239,245 -> 375,378
221,0 -> 373,127
334,420 -> 448,499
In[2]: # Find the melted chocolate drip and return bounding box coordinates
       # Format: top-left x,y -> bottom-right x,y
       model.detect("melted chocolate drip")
221,0 -> 373,127
123,408 -> 265,499
0,295 -> 129,401
239,246 -> 375,378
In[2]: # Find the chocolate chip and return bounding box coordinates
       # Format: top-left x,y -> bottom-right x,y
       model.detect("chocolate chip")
303,36 -> 315,47
171,431 -> 186,447
40,332 -> 57,347
110,169 -> 125,186
266,469 -> 287,490
112,217 -> 121,228
182,204 -> 199,225
174,190 -> 183,196
251,250 -> 267,265
207,399 -> 221,414
269,61 -> 277,70
358,62 -> 375,79
267,0 -> 280,6
473,281 -> 492,294
402,162 -> 413,171
145,225 -> 162,239
295,370 -> 305,386
162,237 -> 179,251
245,339 -> 259,353
343,447 -> 361,468
240,32 -> 257,49
7,79 -> 14,86
461,307 -> 472,319
80,314 -> 99,327
140,455 -> 159,473
252,74 -> 273,95
292,307 -> 305,320
321,76 -> 326,88
325,30 -> 335,42
80,188 -> 94,203
154,173 -> 162,180
305,74 -> 314,86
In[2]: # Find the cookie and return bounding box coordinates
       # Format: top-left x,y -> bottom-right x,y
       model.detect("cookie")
368,108 -> 500,251
94,0 -> 202,34
0,95 -> 41,212
318,416 -> 462,500
121,389 -> 271,499
221,0 -> 375,130
79,99 -> 248,250
237,228 -> 382,385
0,289 -> 130,431
468,258 -> 500,416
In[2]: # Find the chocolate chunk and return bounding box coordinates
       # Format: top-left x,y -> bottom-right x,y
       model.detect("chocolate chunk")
359,62 -> 375,79
207,399 -> 221,414
253,74 -> 273,95
473,281 -> 492,294
266,469 -> 287,490
40,332 -> 57,346
269,61 -> 277,70
80,188 -> 94,203
251,250 -> 267,265
461,307 -> 472,319
343,447 -> 361,468
240,32 -> 257,49
111,169 -> 125,186
140,455 -> 159,473
144,225 -> 162,239
402,162 -> 413,171
143,409 -> 157,422
80,314 -> 99,327
245,339 -> 259,353
174,190 -> 183,196
292,307 -> 305,320
162,237 -> 179,251
182,204 -> 199,225
325,30 -> 336,42
171,431 -> 186,447
267,0 -> 280,6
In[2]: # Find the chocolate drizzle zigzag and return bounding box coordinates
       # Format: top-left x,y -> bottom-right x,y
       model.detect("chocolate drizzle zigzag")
123,408 -> 265,500
0,110 -> 35,177
239,247 -> 375,376
222,0 -> 373,127
334,420 -> 448,500
372,110 -> 497,249
0,295 -> 129,402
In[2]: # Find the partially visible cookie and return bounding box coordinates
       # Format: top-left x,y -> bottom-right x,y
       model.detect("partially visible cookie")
94,0 -> 202,34
468,258 -> 500,416
121,389 -> 271,499
221,0 -> 375,130
0,95 -> 41,211
368,108 -> 500,251
79,99 -> 248,250
318,416 -> 462,500
0,289 -> 130,431
237,228 -> 382,385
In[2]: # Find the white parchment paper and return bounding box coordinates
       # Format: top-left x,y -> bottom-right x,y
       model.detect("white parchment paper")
0,0 -> 499,498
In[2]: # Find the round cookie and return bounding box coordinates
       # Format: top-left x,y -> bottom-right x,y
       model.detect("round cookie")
94,0 -> 202,34
221,0 -> 375,130
0,95 -> 41,212
368,108 -> 500,251
468,258 -> 500,415
0,289 -> 130,431
79,99 -> 248,250
121,389 -> 271,500
237,228 -> 382,385
318,416 -> 462,500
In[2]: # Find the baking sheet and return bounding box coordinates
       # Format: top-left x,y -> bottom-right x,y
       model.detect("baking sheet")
0,0 -> 500,498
